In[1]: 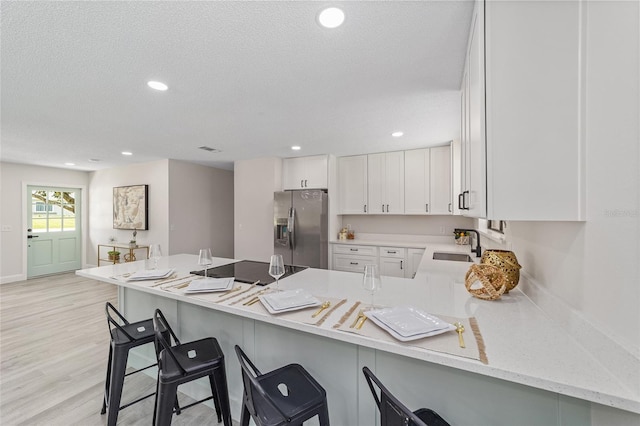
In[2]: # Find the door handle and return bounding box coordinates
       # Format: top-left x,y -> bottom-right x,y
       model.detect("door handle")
426,203 -> 429,213
400,260 -> 403,270
448,203 -> 452,212
300,179 -> 304,188
304,179 -> 308,187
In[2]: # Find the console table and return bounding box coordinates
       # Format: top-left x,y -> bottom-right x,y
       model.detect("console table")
97,243 -> 149,266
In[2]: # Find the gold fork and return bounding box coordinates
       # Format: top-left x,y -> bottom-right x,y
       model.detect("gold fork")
312,301 -> 331,318
454,322 -> 466,348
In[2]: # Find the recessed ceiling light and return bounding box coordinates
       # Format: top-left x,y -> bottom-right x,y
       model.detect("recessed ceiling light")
122,151 -> 133,156
392,131 -> 404,138
318,7 -> 345,28
147,81 -> 168,91
65,162 -> 75,166
291,146 -> 301,151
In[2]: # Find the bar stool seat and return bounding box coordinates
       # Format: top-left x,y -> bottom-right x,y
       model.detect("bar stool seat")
101,302 -> 164,426
234,345 -> 330,426
153,308 -> 232,426
362,366 -> 451,426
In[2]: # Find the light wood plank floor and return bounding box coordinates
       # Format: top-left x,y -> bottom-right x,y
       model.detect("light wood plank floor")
1,272 -> 229,425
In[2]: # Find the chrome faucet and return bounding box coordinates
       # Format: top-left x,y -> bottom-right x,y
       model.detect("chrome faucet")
455,228 -> 482,258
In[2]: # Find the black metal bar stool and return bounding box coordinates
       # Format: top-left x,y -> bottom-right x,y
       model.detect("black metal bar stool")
101,302 -> 169,426
234,344 -> 330,426
152,308 -> 232,426
362,366 -> 451,426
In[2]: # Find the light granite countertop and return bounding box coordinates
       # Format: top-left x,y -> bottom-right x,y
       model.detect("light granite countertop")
77,249 -> 640,414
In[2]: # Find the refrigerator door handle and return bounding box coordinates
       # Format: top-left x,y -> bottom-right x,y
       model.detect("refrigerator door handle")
288,207 -> 296,250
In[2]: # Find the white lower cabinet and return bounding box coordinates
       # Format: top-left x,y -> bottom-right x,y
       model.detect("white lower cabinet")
406,248 -> 425,279
378,247 -> 406,278
332,244 -> 377,274
333,244 -> 415,278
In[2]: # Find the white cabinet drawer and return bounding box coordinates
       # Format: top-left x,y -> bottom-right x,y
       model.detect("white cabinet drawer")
333,244 -> 377,256
333,254 -> 377,273
379,247 -> 406,258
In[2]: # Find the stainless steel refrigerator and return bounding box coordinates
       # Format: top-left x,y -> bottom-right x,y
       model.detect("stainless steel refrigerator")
274,189 -> 328,269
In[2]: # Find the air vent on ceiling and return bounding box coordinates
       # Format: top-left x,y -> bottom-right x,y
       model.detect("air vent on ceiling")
198,146 -> 221,153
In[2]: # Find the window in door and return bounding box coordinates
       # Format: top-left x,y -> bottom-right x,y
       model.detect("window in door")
31,190 -> 76,233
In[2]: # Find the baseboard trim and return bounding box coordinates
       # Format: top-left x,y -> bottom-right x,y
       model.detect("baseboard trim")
0,274 -> 26,284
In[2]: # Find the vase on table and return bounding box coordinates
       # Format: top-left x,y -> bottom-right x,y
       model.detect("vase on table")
480,249 -> 521,293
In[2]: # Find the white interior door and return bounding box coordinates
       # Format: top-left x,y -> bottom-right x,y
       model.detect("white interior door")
27,186 -> 82,277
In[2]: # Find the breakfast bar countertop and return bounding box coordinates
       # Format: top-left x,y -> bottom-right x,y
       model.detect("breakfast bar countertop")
76,251 -> 640,415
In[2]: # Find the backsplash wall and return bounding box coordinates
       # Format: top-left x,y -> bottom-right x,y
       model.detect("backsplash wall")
339,215 -> 473,237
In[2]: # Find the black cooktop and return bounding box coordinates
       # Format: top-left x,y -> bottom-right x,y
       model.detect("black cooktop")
191,260 -> 307,286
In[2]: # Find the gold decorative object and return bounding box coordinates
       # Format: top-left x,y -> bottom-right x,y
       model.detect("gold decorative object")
480,250 -> 522,292
465,264 -> 507,300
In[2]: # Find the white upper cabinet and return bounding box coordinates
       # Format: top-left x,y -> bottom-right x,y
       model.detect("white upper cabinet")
367,151 -> 404,214
460,2 -> 487,218
405,146 -> 452,215
404,148 -> 430,214
282,155 -> 328,190
429,145 -> 452,215
459,0 -> 585,220
338,155 -> 368,214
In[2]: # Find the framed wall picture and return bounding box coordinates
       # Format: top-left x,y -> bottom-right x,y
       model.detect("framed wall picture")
113,184 -> 148,230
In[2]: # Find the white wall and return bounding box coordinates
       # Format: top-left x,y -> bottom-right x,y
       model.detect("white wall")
168,160 -> 234,258
88,160 -> 170,265
0,162 -> 90,282
233,157 -> 282,262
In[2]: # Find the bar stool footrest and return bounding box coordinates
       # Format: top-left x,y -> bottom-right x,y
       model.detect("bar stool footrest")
173,395 -> 214,413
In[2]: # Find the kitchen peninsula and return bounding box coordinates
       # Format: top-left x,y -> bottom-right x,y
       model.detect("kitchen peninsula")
77,248 -> 639,425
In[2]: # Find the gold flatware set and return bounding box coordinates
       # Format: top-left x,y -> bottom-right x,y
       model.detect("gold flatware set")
350,309 -> 367,329
243,289 -> 269,306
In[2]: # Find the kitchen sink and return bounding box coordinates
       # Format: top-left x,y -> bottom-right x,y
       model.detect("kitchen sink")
432,252 -> 473,262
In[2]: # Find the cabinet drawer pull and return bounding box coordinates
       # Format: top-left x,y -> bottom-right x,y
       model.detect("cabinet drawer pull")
426,203 -> 429,213
350,248 -> 358,252
364,204 -> 367,213
350,262 -> 359,265
387,251 -> 396,254
386,204 -> 389,212
300,179 -> 304,188
304,179 -> 308,187
458,193 -> 463,210
448,203 -> 452,212
382,204 -> 385,212
400,260 -> 403,270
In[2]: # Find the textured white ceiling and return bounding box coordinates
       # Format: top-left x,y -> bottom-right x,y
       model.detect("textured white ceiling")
1,1 -> 474,171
